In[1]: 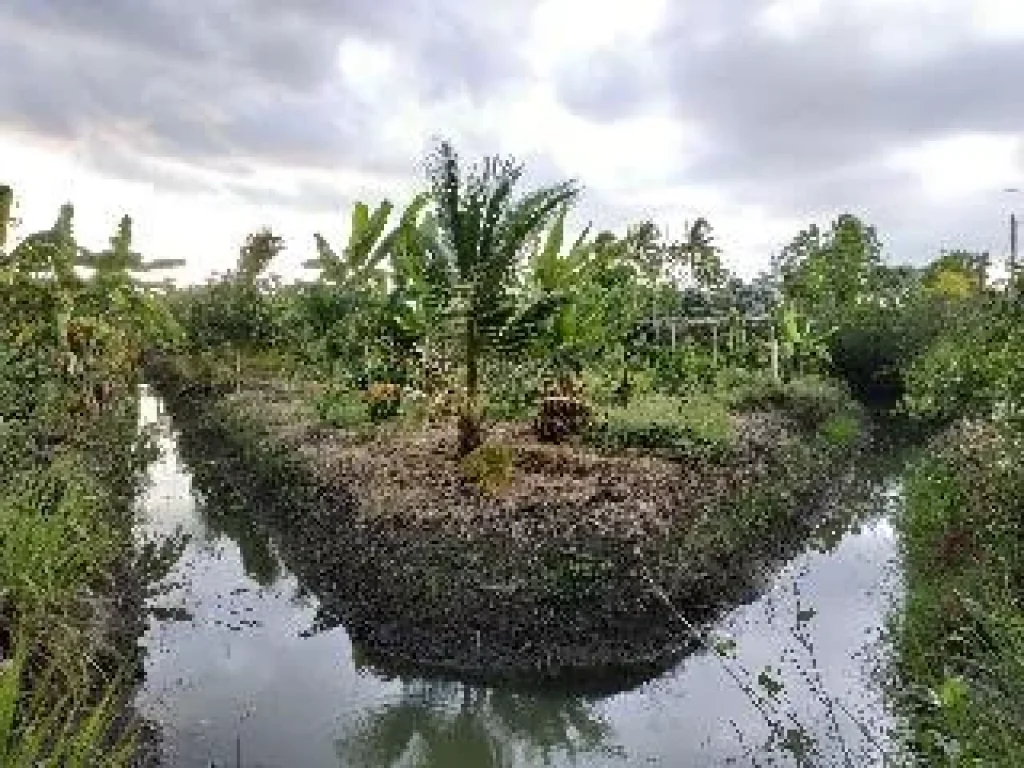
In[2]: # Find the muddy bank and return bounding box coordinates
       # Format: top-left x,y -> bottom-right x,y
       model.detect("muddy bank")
147,357 -> 867,687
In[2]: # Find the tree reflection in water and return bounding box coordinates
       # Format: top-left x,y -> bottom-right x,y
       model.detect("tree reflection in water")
336,679 -> 622,767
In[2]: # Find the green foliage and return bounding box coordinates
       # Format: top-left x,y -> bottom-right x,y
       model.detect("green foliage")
315,386 -> 371,429
715,368 -> 786,410
0,637 -> 137,768
0,459 -> 120,626
775,300 -> 834,378
481,359 -> 547,422
237,228 -> 285,284
650,343 -> 718,396
829,300 -> 943,402
77,214 -> 185,277
0,189 -> 183,766
779,375 -> 855,430
777,212 -> 882,324
305,200 -> 395,293
896,422 -> 1024,765
818,412 -> 860,447
425,140 -> 581,454
903,300 -> 1024,426
587,393 -> 733,457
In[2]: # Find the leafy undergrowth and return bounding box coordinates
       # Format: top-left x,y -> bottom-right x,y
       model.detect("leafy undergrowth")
894,420 -> 1024,766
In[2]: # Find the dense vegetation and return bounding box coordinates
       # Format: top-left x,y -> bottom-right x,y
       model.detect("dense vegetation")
2,136 -> 1022,764
0,189 -> 180,764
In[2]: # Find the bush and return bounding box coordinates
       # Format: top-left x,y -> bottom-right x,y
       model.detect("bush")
818,412 -> 860,447
314,387 -> 370,429
716,368 -> 785,411
903,304 -> 1024,427
780,375 -> 853,429
481,361 -> 545,422
460,442 -> 515,494
650,344 -> 718,396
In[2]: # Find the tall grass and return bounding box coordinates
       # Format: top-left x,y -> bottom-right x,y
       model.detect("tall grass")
0,633 -> 137,768
893,420 -> 1024,765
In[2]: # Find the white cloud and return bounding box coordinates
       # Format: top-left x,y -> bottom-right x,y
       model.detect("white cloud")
886,133 -> 1023,204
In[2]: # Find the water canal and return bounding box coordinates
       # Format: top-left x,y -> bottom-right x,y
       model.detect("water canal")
133,387 -> 908,767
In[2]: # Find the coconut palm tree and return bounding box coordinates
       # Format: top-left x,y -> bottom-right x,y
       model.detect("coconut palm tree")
424,140 -> 581,455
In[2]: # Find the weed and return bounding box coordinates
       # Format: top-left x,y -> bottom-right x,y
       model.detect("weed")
460,442 -> 515,495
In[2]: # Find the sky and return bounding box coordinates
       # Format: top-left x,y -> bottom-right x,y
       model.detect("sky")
1,0 -> 1023,284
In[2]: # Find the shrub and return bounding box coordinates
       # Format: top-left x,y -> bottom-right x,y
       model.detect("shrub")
818,412 -> 860,447
780,375 -> 852,429
651,345 -> 718,396
717,368 -> 785,411
481,360 -> 545,422
314,387 -> 370,429
460,442 -> 515,494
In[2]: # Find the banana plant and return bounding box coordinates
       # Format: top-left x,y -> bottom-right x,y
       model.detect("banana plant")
776,300 -> 834,377
304,200 -> 395,295
524,204 -> 601,384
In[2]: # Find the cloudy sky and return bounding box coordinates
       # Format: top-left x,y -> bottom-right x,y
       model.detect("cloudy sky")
2,0 -> 1022,283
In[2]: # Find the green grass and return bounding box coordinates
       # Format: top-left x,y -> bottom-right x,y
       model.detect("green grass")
585,392 -> 734,458
0,634 -> 137,768
894,420 -> 1024,765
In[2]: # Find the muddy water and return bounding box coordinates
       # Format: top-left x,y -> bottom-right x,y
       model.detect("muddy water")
134,388 -> 907,767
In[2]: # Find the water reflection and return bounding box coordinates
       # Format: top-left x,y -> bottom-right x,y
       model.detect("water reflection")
137,389 -> 908,767
337,683 -> 620,767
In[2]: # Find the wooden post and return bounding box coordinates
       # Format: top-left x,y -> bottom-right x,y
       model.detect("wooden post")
771,337 -> 780,382
712,324 -> 719,368
236,349 -> 242,394
670,321 -> 677,352
1011,213 -> 1019,299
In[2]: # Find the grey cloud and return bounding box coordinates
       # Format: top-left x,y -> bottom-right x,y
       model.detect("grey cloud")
0,0 -> 537,183
557,1 -> 1024,183
78,138 -> 219,197
556,48 -> 663,122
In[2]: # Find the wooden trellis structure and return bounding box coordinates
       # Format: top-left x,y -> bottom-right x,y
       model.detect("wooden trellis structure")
645,313 -> 781,380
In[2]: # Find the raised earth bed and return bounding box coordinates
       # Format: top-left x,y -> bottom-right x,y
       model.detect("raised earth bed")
146,355 -> 866,689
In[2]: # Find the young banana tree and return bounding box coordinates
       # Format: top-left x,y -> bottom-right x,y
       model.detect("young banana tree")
776,300 -> 834,377
304,200 -> 395,295
384,194 -> 459,388
425,140 -> 581,455
525,204 -> 598,387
